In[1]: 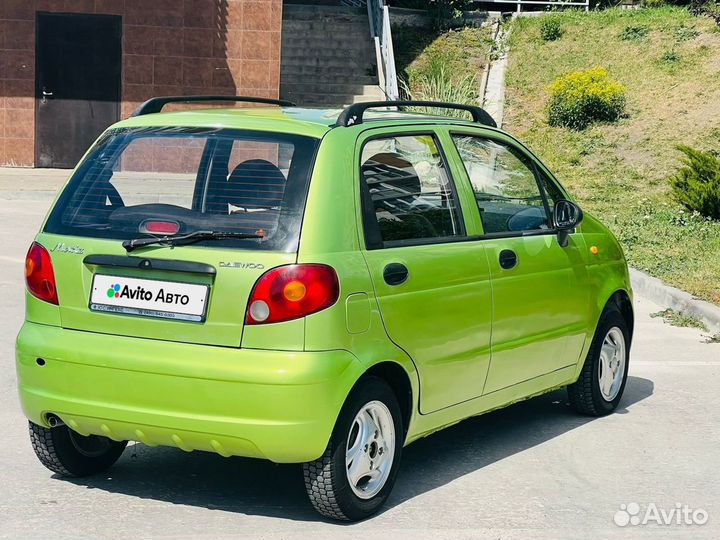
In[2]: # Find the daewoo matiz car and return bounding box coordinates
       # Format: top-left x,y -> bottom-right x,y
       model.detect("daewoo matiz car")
17,96 -> 633,521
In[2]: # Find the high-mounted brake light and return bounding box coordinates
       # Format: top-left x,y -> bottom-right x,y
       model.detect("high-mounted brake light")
140,220 -> 180,235
246,264 -> 339,325
25,242 -> 58,305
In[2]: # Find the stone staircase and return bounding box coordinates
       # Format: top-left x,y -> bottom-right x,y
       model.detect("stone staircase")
280,4 -> 385,107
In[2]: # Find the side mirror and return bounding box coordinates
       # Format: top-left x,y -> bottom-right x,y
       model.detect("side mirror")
553,200 -> 583,248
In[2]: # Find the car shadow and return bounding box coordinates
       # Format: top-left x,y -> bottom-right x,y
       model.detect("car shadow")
388,375 -> 654,511
61,375 -> 653,522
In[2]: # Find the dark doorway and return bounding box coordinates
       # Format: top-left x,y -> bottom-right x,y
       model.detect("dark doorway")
35,13 -> 122,169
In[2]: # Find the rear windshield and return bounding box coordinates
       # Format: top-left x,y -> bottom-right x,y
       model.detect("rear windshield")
45,127 -> 319,252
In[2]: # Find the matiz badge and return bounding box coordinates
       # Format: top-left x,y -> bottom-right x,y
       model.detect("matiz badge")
51,242 -> 84,254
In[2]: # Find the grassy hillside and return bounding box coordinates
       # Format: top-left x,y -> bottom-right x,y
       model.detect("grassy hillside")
504,8 -> 720,304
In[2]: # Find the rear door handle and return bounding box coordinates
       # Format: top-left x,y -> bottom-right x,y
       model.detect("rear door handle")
41,87 -> 54,104
383,263 -> 409,286
499,249 -> 518,270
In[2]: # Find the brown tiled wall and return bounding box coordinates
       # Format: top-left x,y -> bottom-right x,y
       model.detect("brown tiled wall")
0,0 -> 282,167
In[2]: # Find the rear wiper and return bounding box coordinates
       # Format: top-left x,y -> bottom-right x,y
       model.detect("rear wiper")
122,230 -> 264,252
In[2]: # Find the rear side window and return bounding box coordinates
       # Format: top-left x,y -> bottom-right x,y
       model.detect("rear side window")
451,135 -> 554,235
359,134 -> 465,249
45,127 -> 318,251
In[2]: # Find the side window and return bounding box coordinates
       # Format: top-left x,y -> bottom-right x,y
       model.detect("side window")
360,134 -> 464,248
452,135 -> 552,234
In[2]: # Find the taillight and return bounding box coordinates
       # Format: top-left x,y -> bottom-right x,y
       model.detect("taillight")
25,242 -> 58,305
246,264 -> 339,325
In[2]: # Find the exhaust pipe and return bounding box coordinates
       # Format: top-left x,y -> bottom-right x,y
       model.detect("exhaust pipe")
46,414 -> 64,428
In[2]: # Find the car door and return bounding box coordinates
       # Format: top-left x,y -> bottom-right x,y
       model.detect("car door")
446,130 -> 591,394
356,129 -> 494,414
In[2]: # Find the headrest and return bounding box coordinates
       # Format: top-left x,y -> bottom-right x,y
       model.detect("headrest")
224,159 -> 286,210
361,152 -> 421,197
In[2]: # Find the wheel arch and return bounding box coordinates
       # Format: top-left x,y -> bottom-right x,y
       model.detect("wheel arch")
608,289 -> 634,344
574,284 -> 634,381
360,361 -> 414,438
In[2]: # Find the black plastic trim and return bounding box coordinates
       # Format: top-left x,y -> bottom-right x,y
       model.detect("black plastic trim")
499,249 -> 518,270
83,254 -> 216,275
383,263 -> 409,285
131,95 -> 296,116
337,101 -> 497,128
364,228 -> 561,251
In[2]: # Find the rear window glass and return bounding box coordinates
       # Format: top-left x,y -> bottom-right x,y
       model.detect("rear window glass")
45,127 -> 319,252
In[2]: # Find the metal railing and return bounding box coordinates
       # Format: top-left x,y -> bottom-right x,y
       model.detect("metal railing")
366,0 -> 399,101
480,0 -> 590,12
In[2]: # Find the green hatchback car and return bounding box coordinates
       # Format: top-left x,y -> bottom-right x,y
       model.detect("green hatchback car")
17,96 -> 633,521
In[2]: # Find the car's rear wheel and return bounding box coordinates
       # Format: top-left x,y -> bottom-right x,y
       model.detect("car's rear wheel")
568,305 -> 630,415
302,377 -> 403,521
29,421 -> 127,477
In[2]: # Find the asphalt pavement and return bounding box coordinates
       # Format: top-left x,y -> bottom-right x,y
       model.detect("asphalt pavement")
0,179 -> 718,540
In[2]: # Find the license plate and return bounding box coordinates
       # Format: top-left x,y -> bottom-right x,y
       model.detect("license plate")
90,274 -> 209,322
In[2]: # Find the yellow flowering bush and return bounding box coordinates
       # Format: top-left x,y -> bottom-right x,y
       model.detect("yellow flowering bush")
547,67 -> 626,130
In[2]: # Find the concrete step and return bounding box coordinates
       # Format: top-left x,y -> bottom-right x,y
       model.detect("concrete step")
281,78 -> 379,88
281,34 -> 373,47
281,64 -> 377,76
280,49 -> 377,66
281,4 -> 378,109
281,71 -> 378,86
287,93 -> 358,107
281,57 -> 376,70
283,90 -> 385,107
281,83 -> 381,96
282,22 -> 371,35
280,45 -> 375,59
288,96 -> 388,108
282,18 -> 370,29
283,4 -> 367,20
352,93 -> 387,104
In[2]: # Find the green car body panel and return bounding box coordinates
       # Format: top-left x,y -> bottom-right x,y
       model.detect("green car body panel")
16,107 -> 632,463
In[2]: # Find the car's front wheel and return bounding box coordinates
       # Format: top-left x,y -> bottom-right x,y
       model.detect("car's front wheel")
568,305 -> 630,415
302,377 -> 403,521
29,421 -> 127,477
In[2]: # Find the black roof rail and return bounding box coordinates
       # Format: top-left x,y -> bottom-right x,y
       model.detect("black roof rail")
130,95 -> 296,117
335,100 -> 497,128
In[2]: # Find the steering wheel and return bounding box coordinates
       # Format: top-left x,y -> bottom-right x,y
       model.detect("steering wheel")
506,206 -> 548,232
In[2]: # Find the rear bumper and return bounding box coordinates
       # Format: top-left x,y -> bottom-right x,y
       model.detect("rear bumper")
16,322 -> 362,463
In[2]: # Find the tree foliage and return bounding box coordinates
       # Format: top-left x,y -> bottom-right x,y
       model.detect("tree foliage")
670,146 -> 720,220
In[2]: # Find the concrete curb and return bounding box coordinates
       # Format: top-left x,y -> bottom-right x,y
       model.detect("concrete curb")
630,267 -> 720,334
481,20 -> 509,128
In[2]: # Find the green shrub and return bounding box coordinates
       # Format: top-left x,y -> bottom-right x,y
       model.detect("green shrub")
547,67 -> 627,130
619,25 -> 649,41
670,146 -> 720,220
691,0 -> 720,26
660,49 -> 682,63
674,24 -> 699,41
540,17 -> 564,41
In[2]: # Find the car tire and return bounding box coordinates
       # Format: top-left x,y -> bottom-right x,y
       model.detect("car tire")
568,305 -> 630,416
302,376 -> 404,521
29,421 -> 127,477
